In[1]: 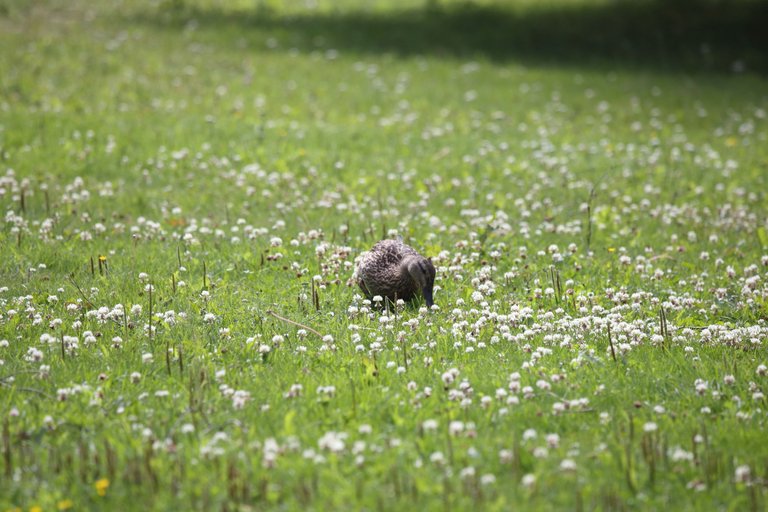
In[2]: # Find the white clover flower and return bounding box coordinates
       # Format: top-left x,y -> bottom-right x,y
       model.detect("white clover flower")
670,447 -> 694,462
232,390 -> 250,410
734,464 -> 751,483
694,379 -> 708,395
499,449 -> 514,464
318,431 -> 346,453
448,421 -> 464,436
480,474 -> 496,486
521,474 -> 536,488
429,451 -> 446,465
422,419 -> 438,432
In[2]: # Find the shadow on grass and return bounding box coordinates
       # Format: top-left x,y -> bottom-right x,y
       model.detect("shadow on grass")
137,0 -> 768,74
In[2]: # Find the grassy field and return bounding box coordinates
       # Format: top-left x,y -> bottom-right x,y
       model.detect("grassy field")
1,0 -> 767,510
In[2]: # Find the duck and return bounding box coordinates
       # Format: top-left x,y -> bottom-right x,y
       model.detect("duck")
356,239 -> 435,307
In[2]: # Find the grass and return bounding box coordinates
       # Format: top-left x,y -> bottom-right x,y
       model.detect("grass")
1,0 -> 767,510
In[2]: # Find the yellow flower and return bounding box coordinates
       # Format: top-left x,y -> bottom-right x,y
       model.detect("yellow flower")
29,507 -> 42,512
98,255 -> 107,262
57,500 -> 74,510
95,477 -> 110,496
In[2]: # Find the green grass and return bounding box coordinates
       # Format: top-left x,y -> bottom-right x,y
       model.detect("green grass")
1,0 -> 767,510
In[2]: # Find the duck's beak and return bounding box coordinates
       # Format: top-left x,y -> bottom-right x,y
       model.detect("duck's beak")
422,285 -> 434,308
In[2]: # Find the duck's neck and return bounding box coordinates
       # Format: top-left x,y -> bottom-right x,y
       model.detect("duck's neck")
400,256 -> 422,286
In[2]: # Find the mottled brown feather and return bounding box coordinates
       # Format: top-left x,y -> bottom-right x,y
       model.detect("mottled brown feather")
357,239 -> 434,305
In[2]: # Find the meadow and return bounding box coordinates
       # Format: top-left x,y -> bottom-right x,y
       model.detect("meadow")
1,0 -> 767,510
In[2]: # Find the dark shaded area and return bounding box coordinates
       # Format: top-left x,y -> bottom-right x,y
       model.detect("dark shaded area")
141,0 -> 768,75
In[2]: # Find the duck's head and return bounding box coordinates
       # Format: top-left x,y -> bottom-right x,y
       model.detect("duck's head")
404,256 -> 436,308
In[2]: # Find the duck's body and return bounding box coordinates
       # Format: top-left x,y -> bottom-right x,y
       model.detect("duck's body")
357,239 -> 435,307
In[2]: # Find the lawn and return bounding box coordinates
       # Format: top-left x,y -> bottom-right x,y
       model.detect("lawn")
1,0 -> 767,510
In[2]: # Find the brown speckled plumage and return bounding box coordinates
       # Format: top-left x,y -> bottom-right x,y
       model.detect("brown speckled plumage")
357,239 -> 435,307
